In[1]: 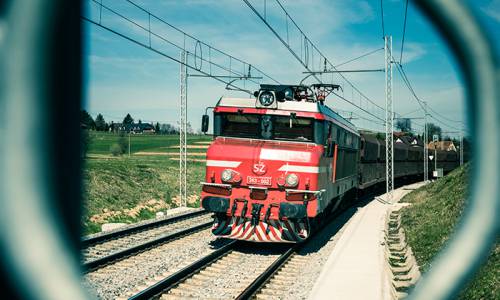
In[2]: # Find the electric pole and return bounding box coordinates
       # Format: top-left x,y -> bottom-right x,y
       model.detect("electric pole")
385,35 -> 394,202
179,50 -> 188,208
423,101 -> 429,182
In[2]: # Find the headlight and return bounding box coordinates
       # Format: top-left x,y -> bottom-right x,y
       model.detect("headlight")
259,91 -> 275,106
221,169 -> 233,182
283,87 -> 294,100
285,173 -> 299,187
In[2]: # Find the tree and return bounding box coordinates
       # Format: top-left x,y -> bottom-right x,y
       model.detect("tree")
186,122 -> 193,134
396,118 -> 412,133
160,123 -> 177,134
81,110 -> 95,130
123,113 -> 134,125
95,113 -> 106,131
426,123 -> 442,142
155,122 -> 160,134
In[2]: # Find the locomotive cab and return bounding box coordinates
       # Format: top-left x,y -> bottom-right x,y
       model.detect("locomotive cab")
200,84 -> 359,243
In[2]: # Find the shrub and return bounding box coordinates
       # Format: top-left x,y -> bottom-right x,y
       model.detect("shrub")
118,132 -> 128,154
81,129 -> 93,158
110,143 -> 123,156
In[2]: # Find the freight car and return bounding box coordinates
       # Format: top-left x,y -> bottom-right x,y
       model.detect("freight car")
199,84 -> 459,243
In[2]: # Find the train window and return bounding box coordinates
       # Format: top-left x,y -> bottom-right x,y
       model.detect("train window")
273,116 -> 313,141
217,113 -> 315,142
219,113 -> 260,138
324,122 -> 332,146
261,115 -> 273,139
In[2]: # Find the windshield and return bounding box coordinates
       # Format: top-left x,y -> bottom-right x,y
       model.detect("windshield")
214,113 -> 319,143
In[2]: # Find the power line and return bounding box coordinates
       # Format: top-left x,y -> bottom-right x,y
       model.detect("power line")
380,0 -> 386,39
83,0 -> 279,94
399,107 -> 422,117
399,0 -> 409,64
393,61 -> 463,131
334,47 -> 384,68
243,0 -> 387,124
426,105 -> 464,124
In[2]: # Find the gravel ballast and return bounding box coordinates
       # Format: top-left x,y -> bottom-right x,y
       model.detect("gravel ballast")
83,229 -> 230,299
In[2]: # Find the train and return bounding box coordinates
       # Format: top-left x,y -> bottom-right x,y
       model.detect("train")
199,84 -> 460,243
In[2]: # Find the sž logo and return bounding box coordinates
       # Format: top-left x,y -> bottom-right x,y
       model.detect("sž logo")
252,161 -> 267,175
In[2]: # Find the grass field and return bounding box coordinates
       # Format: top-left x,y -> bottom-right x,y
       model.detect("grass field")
86,131 -> 211,154
400,164 -> 499,299
82,131 -> 211,235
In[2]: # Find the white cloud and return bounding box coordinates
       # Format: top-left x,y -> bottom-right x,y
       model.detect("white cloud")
84,0 -> 465,131
400,42 -> 427,64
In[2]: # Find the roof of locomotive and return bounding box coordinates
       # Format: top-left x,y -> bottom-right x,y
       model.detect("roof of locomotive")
216,96 -> 358,134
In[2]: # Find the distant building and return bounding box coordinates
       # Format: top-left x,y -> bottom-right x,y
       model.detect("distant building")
428,141 -> 457,151
394,133 -> 423,147
112,122 -> 156,134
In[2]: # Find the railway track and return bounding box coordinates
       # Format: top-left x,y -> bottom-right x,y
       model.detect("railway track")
82,210 -> 213,270
125,241 -> 287,300
126,199 -> 359,300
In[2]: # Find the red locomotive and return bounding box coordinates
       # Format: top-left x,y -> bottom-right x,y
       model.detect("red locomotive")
199,84 -> 459,243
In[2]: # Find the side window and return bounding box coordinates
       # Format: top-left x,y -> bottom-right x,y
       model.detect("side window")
325,122 -> 332,146
327,123 -> 335,157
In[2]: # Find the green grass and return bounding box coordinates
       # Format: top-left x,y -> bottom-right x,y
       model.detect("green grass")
82,155 -> 206,235
400,164 -> 499,299
86,131 -> 211,154
82,132 -> 212,235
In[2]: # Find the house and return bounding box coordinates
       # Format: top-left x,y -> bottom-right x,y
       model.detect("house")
428,141 -> 457,151
394,133 -> 423,147
118,122 -> 155,134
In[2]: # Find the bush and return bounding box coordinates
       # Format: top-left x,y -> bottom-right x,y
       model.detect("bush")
118,132 -> 128,154
110,143 -> 123,156
81,129 -> 92,158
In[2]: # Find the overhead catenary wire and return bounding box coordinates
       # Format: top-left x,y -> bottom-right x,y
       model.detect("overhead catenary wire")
399,107 -> 422,117
426,105 -> 464,124
399,0 -> 409,64
380,0 -> 386,39
83,0 -> 279,95
243,0 -> 387,124
334,47 -> 384,68
393,60 -> 463,132
390,1 -> 464,135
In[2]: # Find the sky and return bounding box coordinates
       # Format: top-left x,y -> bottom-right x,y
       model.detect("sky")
83,0 -> 499,136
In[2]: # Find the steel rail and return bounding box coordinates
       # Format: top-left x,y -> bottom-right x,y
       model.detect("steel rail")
81,209 -> 208,248
126,179 -> 421,300
83,221 -> 212,272
235,245 -> 295,300
128,240 -> 238,300
236,192 -> 379,300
